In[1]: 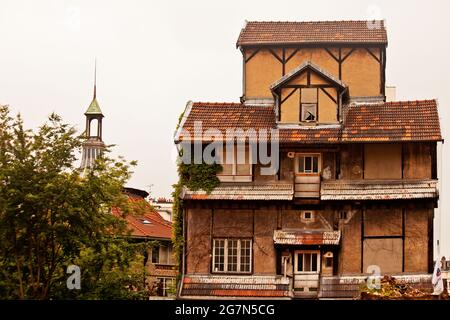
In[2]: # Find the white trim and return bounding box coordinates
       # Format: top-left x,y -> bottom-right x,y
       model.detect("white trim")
212,239 -> 252,274
296,153 -> 322,175
174,100 -> 193,143
294,250 -> 321,275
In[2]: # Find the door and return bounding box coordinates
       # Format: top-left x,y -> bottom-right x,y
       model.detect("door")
293,250 -> 320,296
294,154 -> 321,198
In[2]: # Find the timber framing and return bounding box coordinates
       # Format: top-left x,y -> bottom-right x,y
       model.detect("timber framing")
243,44 -> 386,96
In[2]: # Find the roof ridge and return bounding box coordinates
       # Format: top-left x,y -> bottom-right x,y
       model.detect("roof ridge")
246,20 -> 385,23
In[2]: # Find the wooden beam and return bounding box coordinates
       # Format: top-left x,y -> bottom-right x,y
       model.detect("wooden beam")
245,48 -> 260,63
285,48 -> 299,63
281,88 -> 298,104
268,48 -> 283,63
324,48 -> 339,62
320,87 -> 337,104
341,48 -> 356,62
338,48 -> 342,79
402,208 -> 406,272
365,48 -> 380,63
283,84 -> 337,89
361,208 -> 365,273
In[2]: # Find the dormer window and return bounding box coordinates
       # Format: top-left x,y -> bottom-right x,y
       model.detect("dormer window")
300,88 -> 318,122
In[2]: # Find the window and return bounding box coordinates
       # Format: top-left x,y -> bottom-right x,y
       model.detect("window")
339,211 -> 348,220
298,154 -> 320,174
151,245 -> 174,265
216,144 -> 252,182
325,257 -> 333,268
151,246 -> 159,264
301,104 -> 317,121
300,88 -> 318,122
301,211 -> 315,222
213,239 -> 252,273
296,251 -> 320,273
156,277 -> 175,297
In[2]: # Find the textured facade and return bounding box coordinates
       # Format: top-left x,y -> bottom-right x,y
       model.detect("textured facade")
174,20 -> 442,299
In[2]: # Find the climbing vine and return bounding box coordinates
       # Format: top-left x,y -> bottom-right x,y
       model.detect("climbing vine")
172,112 -> 222,279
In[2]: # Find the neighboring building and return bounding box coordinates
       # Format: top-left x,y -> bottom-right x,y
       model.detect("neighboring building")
150,198 -> 173,222
112,188 -> 177,297
79,70 -> 176,297
174,21 -> 443,299
80,67 -> 105,170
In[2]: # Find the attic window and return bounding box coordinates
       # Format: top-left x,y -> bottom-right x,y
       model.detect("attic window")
141,219 -> 152,225
302,104 -> 317,121
300,88 -> 318,122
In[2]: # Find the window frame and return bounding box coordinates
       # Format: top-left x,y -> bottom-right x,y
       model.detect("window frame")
212,238 -> 252,274
295,153 -> 321,175
294,250 -> 321,274
300,87 -> 319,123
300,103 -> 318,122
216,144 -> 253,182
156,277 -> 175,297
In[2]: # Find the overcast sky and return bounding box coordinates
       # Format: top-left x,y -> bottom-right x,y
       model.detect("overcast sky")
1,0 -> 449,255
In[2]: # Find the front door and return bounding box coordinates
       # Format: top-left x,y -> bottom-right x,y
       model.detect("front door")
293,250 -> 320,297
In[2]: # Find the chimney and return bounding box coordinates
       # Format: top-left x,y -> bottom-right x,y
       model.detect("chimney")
385,86 -> 396,102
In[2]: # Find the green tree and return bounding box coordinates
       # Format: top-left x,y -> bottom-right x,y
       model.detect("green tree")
0,105 -> 149,299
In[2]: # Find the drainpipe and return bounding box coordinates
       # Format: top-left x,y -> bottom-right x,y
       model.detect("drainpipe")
177,205 -> 187,299
338,87 -> 348,123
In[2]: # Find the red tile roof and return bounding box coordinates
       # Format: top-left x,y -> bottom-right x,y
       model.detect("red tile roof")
112,193 -> 172,240
176,102 -> 276,142
181,275 -> 291,298
176,100 -> 442,144
237,20 -> 388,47
279,126 -> 342,144
342,100 -> 442,142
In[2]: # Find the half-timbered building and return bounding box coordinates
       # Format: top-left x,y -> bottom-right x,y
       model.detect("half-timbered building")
174,21 -> 442,299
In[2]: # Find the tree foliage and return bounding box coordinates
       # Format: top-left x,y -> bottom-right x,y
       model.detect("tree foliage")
0,105 -> 149,299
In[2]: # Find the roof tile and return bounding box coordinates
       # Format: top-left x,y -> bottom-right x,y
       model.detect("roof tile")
237,20 -> 388,46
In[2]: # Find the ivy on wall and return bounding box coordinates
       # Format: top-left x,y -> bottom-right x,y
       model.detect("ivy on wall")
172,113 -> 222,283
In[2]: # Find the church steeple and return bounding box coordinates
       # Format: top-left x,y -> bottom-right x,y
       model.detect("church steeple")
80,61 -> 105,170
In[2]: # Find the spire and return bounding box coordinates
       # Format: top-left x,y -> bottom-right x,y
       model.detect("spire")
85,59 -> 103,116
80,59 -> 105,170
93,58 -> 97,99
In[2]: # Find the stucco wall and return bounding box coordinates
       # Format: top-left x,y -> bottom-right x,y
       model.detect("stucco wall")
364,143 -> 402,179
244,47 -> 382,99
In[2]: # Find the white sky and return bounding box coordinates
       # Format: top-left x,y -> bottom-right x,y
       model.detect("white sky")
1,0 -> 449,256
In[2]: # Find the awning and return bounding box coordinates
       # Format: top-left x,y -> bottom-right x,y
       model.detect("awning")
321,179 -> 438,200
273,229 -> 341,245
180,275 -> 291,298
180,183 -> 293,200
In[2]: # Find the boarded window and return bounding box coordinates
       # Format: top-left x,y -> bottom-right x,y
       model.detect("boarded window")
364,143 -> 402,179
363,238 -> 403,273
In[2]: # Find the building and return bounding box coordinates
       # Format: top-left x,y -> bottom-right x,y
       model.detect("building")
174,20 -> 443,299
112,188 -> 177,297
79,69 -> 176,297
80,65 -> 105,170
150,197 -> 173,222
